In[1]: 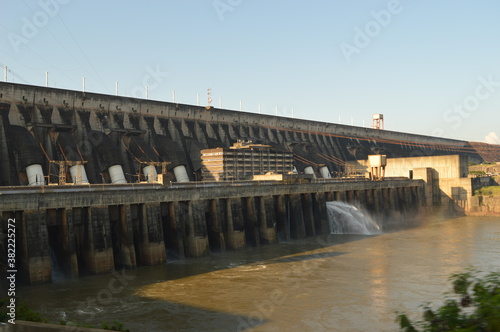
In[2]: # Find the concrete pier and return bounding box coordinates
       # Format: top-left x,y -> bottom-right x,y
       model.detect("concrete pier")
136,203 -> 166,265
19,210 -> 51,284
225,198 -> 246,251
257,196 -> 277,245
185,200 -> 210,258
288,194 -> 306,240
206,199 -> 226,252
86,207 -> 114,275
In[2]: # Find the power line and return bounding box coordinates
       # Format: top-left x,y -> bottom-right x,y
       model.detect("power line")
55,11 -> 111,93
18,0 -> 109,91
0,23 -> 77,85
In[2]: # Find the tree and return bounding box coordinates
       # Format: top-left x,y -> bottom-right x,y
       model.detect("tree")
397,269 -> 500,332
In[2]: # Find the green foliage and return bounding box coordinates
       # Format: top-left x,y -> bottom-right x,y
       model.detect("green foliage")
469,170 -> 486,176
474,186 -> 500,196
0,298 -> 48,323
397,269 -> 500,332
101,320 -> 130,331
0,298 -> 129,331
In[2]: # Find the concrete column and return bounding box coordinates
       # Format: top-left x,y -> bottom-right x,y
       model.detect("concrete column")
257,196 -> 277,245
274,195 -> 290,242
410,186 -> 418,207
301,193 -> 316,237
417,185 -> 426,211
164,202 -> 186,260
109,205 -> 136,269
289,194 -> 306,239
380,188 -> 389,218
397,187 -> 406,213
138,203 -> 167,264
60,208 -> 79,277
389,188 -> 401,218
185,200 -> 210,258
71,207 -> 86,274
243,197 -> 260,247
121,205 -> 136,268
312,192 -> 330,235
18,210 -> 51,284
206,199 -> 226,252
325,192 -> 334,201
413,168 -> 434,207
0,109 -> 13,186
403,187 -> 413,213
373,189 -> 382,214
365,189 -> 374,213
46,208 -> 79,279
355,190 -> 367,208
86,207 -> 115,274
347,190 -> 355,203
225,198 -> 246,250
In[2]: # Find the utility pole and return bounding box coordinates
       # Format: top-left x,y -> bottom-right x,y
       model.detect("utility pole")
207,88 -> 212,108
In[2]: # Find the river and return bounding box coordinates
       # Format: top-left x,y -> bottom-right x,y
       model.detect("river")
18,216 -> 500,332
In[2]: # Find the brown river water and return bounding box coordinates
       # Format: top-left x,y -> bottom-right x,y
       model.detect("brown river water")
18,216 -> 500,332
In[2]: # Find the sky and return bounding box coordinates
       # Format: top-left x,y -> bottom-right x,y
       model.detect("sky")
1,0 -> 500,143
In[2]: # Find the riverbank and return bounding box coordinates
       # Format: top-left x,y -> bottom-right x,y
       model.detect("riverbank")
469,193 -> 500,216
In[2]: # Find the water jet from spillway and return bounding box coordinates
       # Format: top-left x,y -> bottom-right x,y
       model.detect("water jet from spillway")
326,201 -> 381,235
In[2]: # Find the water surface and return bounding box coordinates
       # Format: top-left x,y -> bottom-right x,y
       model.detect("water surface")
18,216 -> 500,331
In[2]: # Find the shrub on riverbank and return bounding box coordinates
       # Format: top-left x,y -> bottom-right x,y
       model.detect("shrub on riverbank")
0,298 -> 47,323
0,299 -> 130,331
397,269 -> 500,331
474,186 -> 500,196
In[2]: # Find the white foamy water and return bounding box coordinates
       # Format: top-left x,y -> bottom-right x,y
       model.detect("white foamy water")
326,201 -> 381,235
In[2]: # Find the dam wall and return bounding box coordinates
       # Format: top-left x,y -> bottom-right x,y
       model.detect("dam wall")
0,82 -> 496,187
0,179 -> 425,284
0,83 -> 495,285
354,155 -> 473,213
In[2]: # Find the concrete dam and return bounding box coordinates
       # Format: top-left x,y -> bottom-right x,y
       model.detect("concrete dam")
0,82 -> 498,284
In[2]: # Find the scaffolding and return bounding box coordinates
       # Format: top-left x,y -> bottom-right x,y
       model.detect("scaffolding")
138,161 -> 171,184
50,160 -> 88,185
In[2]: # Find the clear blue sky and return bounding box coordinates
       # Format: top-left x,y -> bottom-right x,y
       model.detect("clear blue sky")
1,0 -> 500,143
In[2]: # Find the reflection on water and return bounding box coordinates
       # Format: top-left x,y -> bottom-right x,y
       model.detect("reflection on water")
17,217 -> 500,332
